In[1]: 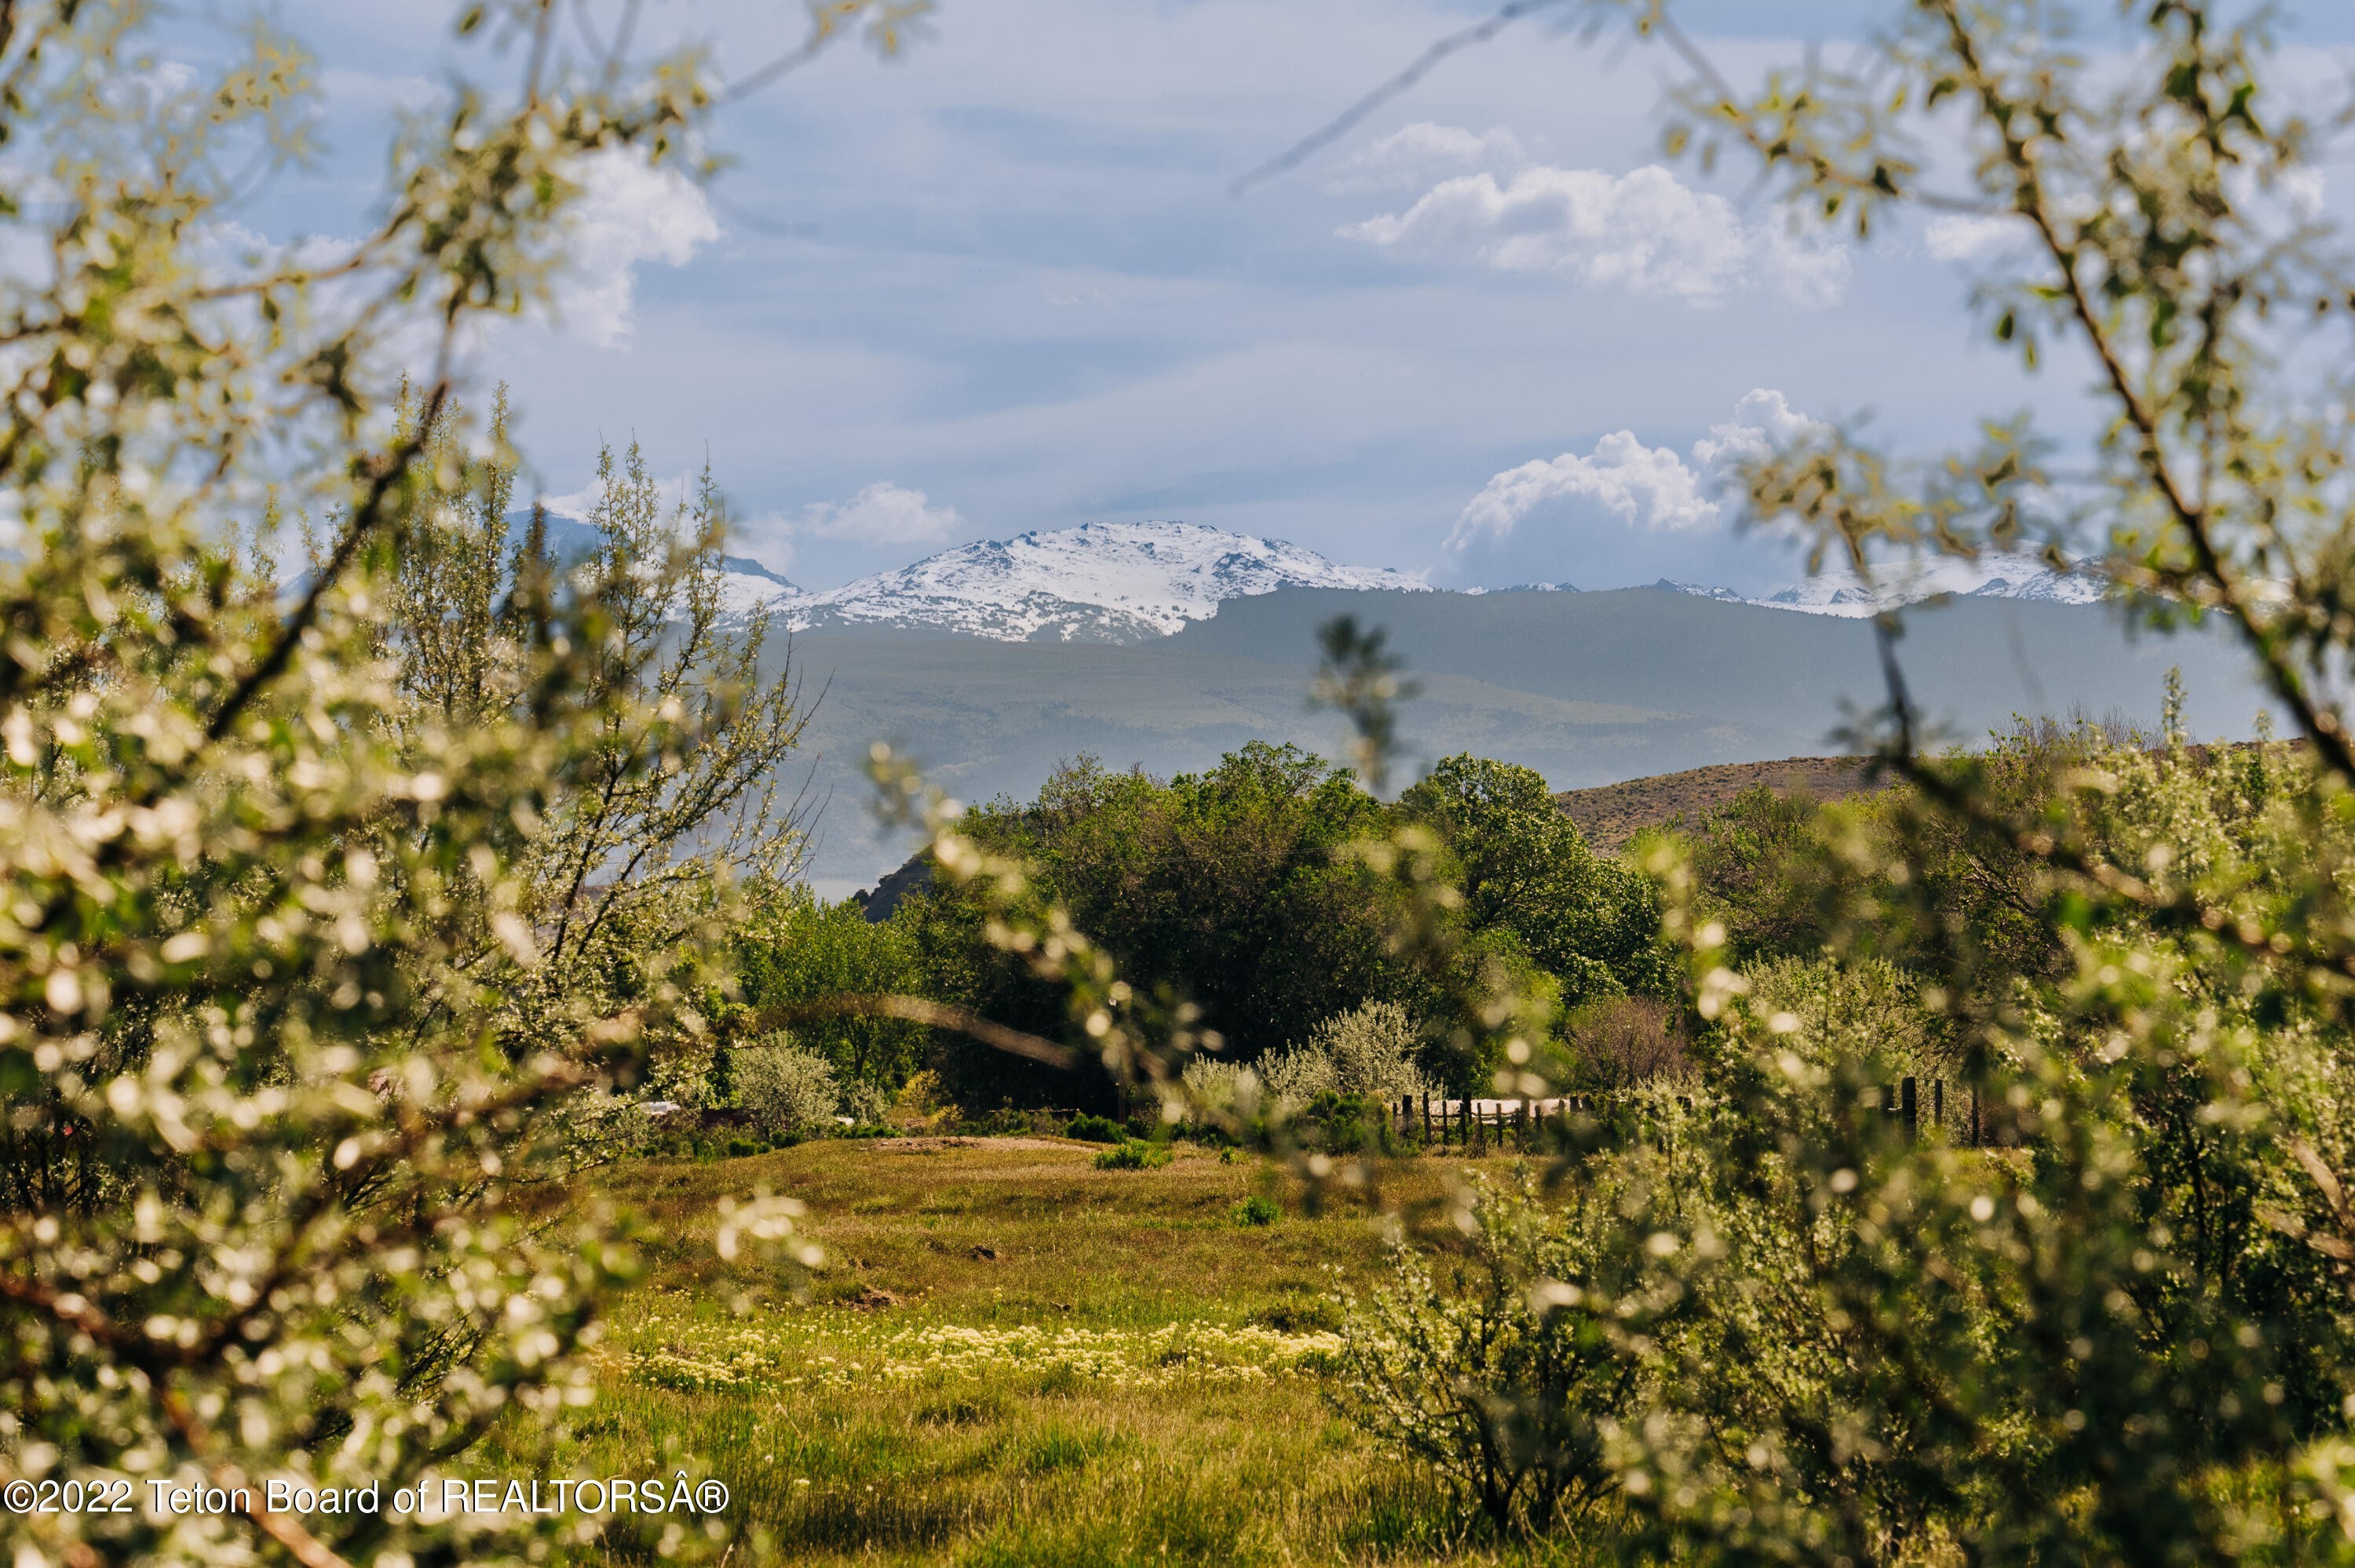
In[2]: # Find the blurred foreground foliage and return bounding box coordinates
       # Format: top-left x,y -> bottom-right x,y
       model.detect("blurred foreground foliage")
0,2 -> 915,1563
23,0 -> 2355,1563
1313,0 -> 2355,1559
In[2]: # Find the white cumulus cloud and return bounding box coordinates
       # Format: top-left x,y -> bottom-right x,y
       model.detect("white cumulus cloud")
1324,122 -> 1528,192
1691,388 -> 1825,471
1450,388 -> 1824,549
1340,162 -> 1849,308
1451,432 -> 1715,547
1922,213 -> 2031,262
550,148 -> 721,348
798,482 -> 965,544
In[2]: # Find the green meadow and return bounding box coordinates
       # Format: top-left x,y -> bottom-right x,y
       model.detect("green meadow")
504,1137 -> 1583,1566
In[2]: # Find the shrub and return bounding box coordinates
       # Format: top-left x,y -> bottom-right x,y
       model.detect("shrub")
1258,1001 -> 1433,1112
1181,1056 -> 1264,1121
895,1068 -> 952,1129
1252,1298 -> 1342,1333
1331,1176 -> 1640,1536
1300,1090 -> 1391,1154
1744,954 -> 1940,1077
950,1106 -> 1046,1137
1233,1194 -> 1282,1227
1094,1140 -> 1172,1170
839,1078 -> 896,1129
732,1035 -> 844,1136
1566,996 -> 1692,1090
1065,1111 -> 1127,1143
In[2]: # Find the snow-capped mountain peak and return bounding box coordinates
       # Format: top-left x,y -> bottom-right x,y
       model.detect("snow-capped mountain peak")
1462,581 -> 1580,596
1655,578 -> 1746,603
776,520 -> 1429,643
1663,555 -> 2105,617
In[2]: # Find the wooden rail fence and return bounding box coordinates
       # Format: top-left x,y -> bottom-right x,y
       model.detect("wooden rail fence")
1390,1077 -> 2003,1153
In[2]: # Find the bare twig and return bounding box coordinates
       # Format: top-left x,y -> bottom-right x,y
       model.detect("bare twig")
1230,0 -> 1572,196
204,381 -> 449,748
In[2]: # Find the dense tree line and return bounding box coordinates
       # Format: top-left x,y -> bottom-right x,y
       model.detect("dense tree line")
722,743 -> 1672,1114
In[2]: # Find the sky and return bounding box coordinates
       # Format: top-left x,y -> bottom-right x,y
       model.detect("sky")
206,0 -> 2355,596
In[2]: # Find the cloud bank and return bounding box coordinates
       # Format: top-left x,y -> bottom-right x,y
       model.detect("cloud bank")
1451,388 -> 1824,549
1324,121 -> 1530,193
797,482 -> 966,544
1341,138 -> 1851,308
1922,213 -> 2030,262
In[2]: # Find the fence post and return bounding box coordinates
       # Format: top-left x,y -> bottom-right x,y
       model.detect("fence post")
1473,1100 -> 1487,1158
1902,1076 -> 1918,1142
1933,1078 -> 1944,1134
1422,1092 -> 1433,1147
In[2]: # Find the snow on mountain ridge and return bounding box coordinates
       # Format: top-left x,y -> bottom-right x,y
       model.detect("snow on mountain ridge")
776,520 -> 1429,643
1659,556 -> 2105,617
520,500 -> 2101,633
1755,555 -> 2105,616
1656,578 -> 1746,602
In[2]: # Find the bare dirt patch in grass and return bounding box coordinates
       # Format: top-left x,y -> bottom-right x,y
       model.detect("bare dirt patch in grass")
869,1135 -> 1078,1154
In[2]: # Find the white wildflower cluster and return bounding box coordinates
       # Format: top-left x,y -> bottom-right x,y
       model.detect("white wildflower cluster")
611,1310 -> 1344,1395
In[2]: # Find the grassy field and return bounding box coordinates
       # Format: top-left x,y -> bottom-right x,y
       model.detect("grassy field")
498,1136 -> 1585,1566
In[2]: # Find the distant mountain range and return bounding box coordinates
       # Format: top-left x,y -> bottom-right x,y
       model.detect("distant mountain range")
1738,554 -> 2105,616
499,511 -> 2211,894
777,520 -> 1426,642
524,511 -> 2103,636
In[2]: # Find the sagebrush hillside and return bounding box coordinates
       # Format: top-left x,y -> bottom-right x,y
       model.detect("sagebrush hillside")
1557,756 -> 1879,851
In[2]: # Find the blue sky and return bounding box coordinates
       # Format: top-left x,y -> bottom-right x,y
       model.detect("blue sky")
221,0 -> 2353,595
